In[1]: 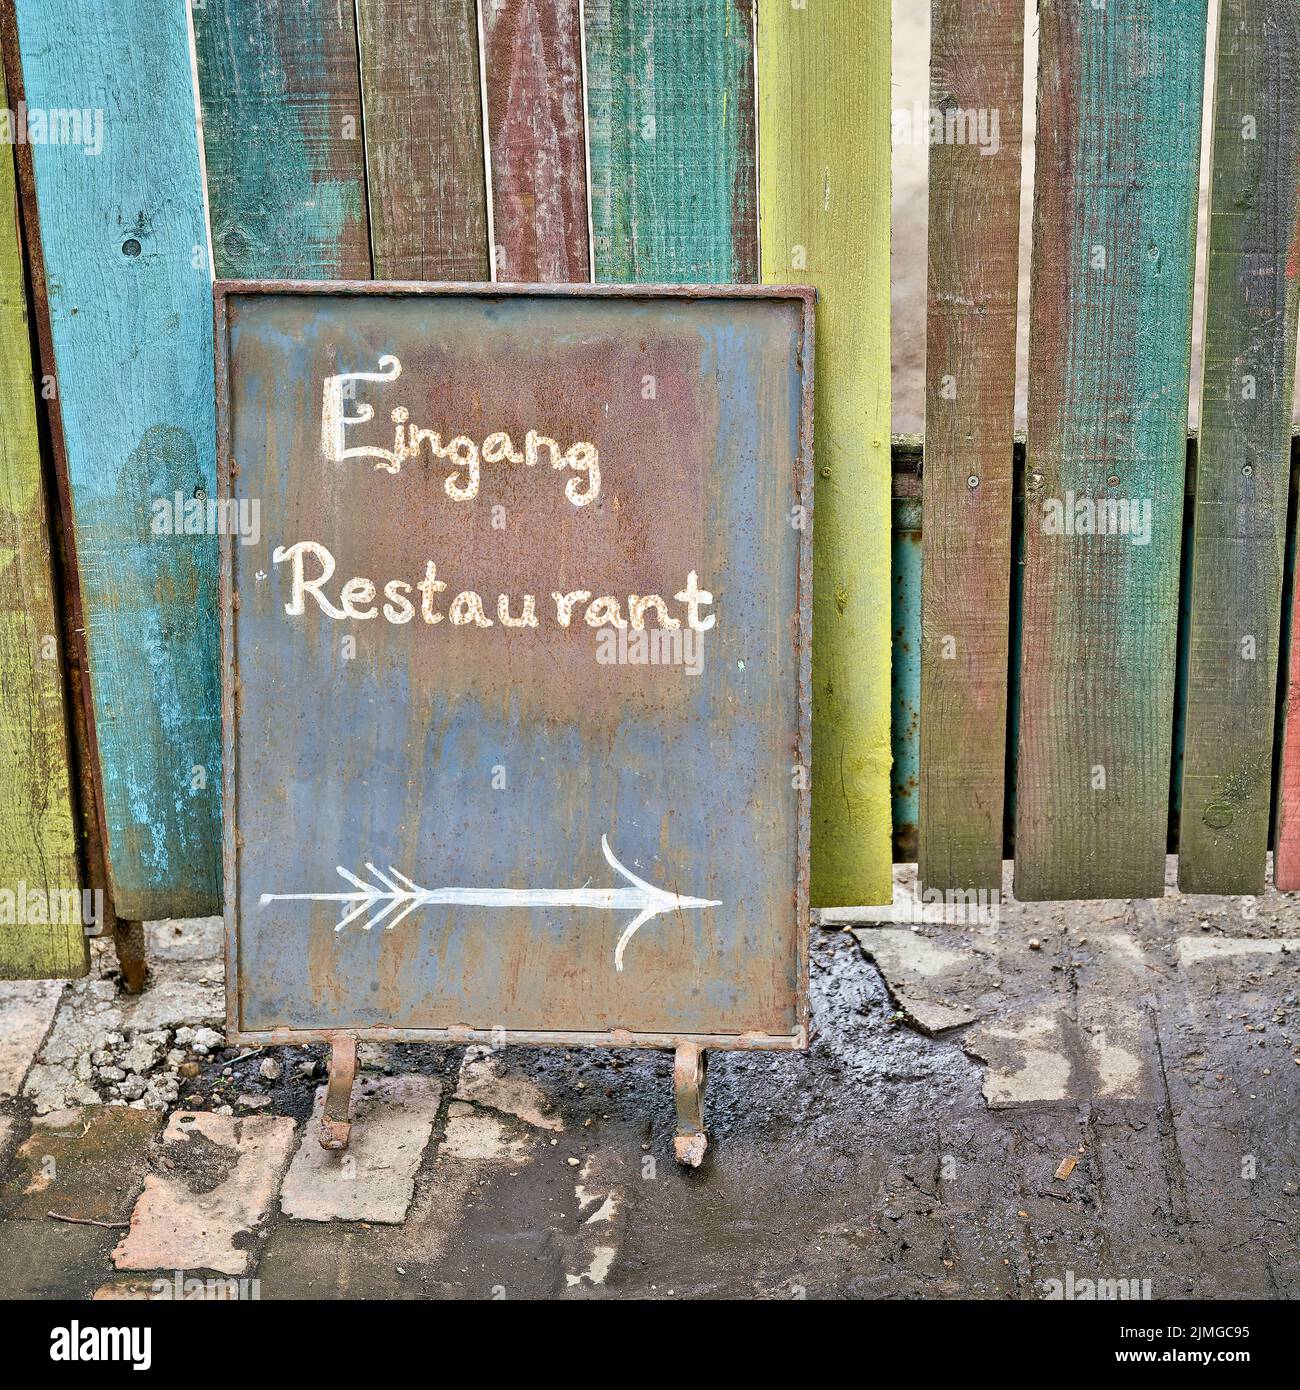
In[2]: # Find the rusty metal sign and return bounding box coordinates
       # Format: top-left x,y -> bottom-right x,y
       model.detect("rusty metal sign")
217,283 -> 812,1058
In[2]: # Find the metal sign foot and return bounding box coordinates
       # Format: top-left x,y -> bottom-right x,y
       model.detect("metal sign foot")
320,1036 -> 358,1150
672,1043 -> 708,1167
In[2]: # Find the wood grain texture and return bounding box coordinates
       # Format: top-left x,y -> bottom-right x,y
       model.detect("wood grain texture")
357,0 -> 489,280
1275,442 -> 1300,887
481,0 -> 590,283
758,0 -> 892,906
14,0 -> 222,919
0,54 -> 85,979
586,0 -> 758,283
192,0 -> 371,279
1015,0 -> 1207,900
1182,0 -> 1300,892
917,0 -> 1024,895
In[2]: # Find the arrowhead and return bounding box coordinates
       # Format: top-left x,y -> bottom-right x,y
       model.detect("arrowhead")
602,836 -> 721,972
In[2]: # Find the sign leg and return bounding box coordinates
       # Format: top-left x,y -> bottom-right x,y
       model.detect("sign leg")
320,1036 -> 358,1151
672,1043 -> 708,1167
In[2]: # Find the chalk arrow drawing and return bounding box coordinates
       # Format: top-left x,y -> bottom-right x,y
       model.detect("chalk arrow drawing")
259,835 -> 721,972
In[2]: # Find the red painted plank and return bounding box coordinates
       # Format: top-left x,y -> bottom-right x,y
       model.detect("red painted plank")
481,0 -> 590,283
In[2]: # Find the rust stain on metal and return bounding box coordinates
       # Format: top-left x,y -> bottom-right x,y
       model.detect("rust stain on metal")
218,283 -> 812,1050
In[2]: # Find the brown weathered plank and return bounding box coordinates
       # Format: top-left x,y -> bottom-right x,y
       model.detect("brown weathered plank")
1182,0 -> 1300,892
481,0 -> 590,283
917,0 -> 1024,896
356,0 -> 490,280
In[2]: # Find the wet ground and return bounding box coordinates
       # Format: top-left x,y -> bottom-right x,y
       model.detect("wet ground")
2,865 -> 1297,1300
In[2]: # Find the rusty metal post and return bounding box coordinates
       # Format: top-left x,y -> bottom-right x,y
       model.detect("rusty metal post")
111,920 -> 146,994
673,1043 -> 708,1167
320,1037 -> 358,1150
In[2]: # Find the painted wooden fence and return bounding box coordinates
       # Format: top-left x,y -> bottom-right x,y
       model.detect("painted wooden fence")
2,0 -> 1300,972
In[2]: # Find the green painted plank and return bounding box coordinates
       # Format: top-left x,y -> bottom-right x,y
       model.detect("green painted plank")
1181,0 -> 1300,893
481,0 -> 590,283
758,0 -> 892,906
193,0 -> 371,279
357,0 -> 488,280
918,0 -> 1024,895
0,51 -> 85,979
14,0 -> 221,919
1015,0 -> 1207,900
586,0 -> 758,282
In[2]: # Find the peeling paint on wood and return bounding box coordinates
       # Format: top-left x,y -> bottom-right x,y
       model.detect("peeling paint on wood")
1185,0 -> 1300,892
15,0 -> 222,918
918,0 -> 1023,897
586,0 -> 758,283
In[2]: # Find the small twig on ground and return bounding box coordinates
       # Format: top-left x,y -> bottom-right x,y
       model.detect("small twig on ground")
46,1211 -> 130,1230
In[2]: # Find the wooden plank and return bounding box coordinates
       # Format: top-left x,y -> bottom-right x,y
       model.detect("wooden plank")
1014,0 -> 1208,900
12,0 -> 222,920
586,0 -> 758,283
757,0 -> 892,906
0,52 -> 85,978
1275,442 -> 1300,887
481,0 -> 590,283
192,0 -> 371,279
1182,0 -> 1300,893
356,0 -> 489,280
917,0 -> 1024,895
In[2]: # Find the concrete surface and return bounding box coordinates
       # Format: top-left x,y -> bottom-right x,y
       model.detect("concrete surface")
280,1075 -> 442,1223
0,865 -> 1298,1298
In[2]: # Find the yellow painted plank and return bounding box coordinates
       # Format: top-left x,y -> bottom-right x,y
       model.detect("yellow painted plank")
758,0 -> 892,906
0,56 -> 86,979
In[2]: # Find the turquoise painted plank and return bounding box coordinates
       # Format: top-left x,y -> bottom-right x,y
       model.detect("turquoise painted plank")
14,0 -> 221,918
585,0 -> 758,282
193,0 -> 371,279
1014,0 -> 1207,900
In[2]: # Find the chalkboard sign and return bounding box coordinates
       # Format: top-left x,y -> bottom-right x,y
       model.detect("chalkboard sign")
218,284 -> 812,1056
